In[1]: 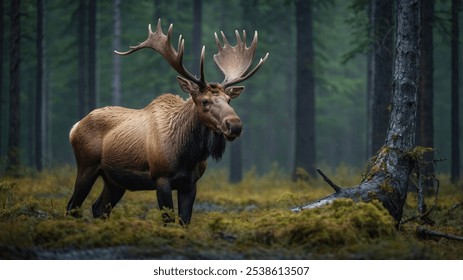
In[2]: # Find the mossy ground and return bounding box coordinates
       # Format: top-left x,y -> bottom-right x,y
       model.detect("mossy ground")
0,165 -> 462,259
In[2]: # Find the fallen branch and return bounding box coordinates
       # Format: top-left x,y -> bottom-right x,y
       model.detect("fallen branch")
400,205 -> 435,225
316,169 -> 341,193
416,226 -> 463,242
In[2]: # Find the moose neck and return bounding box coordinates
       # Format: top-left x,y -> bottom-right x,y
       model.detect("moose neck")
170,99 -> 227,166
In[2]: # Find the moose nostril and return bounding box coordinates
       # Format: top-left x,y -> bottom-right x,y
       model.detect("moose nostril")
226,120 -> 232,130
224,118 -> 242,136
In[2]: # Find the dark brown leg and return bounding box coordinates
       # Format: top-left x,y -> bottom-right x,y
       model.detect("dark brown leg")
66,166 -> 99,217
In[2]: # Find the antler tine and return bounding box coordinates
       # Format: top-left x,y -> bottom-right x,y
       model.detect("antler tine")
213,30 -> 269,88
226,52 -> 269,87
235,30 -> 242,45
221,31 -> 230,46
214,32 -> 223,51
200,46 -> 205,84
114,18 -> 205,87
113,23 -> 154,56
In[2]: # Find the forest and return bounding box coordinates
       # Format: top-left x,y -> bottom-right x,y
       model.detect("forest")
0,0 -> 463,260
0,0 -> 462,177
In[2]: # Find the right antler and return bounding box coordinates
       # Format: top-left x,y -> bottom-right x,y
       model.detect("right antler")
115,19 -> 206,88
213,30 -> 269,88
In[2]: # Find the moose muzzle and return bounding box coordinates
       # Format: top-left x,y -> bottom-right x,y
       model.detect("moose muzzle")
222,116 -> 242,141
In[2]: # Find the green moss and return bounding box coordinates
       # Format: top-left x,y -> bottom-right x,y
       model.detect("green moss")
363,146 -> 391,181
406,146 -> 433,161
0,167 -> 462,259
379,179 -> 395,194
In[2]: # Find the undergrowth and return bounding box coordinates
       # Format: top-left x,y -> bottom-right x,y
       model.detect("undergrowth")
0,166 -> 462,259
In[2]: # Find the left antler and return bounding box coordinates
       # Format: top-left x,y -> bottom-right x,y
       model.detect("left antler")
213,30 -> 269,88
115,18 -> 206,89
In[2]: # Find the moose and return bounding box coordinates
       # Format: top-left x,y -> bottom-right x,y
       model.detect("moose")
66,19 -> 268,224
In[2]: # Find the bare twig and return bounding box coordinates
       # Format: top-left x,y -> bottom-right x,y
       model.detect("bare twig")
400,205 -> 435,225
448,202 -> 463,213
417,226 -> 463,242
316,169 -> 341,193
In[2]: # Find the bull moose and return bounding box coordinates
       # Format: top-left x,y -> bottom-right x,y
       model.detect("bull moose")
66,19 -> 268,224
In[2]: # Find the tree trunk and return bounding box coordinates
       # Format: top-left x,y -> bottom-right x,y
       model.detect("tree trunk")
78,0 -> 87,119
416,0 -> 434,191
111,0 -> 121,106
35,0 -> 44,171
88,0 -> 97,111
450,0 -> 460,183
294,0 -> 421,224
293,0 -> 315,179
27,78 -> 34,166
7,0 -> 21,175
192,0 -> 202,77
228,0 -> 259,182
367,0 -> 393,157
229,140 -> 243,183
366,1 -> 372,161
0,0 -> 4,159
154,0 -> 163,20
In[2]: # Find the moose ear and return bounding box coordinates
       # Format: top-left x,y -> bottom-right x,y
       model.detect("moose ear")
177,76 -> 199,95
225,86 -> 245,99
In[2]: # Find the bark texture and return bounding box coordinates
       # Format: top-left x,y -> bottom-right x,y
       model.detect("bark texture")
367,0 -> 393,157
294,0 -> 315,178
416,0 -> 434,191
450,0 -> 460,183
294,0 -> 421,223
111,0 -> 121,106
7,0 -> 21,174
35,0 -> 44,171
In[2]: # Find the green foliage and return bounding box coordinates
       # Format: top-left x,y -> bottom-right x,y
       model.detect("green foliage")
0,168 -> 462,259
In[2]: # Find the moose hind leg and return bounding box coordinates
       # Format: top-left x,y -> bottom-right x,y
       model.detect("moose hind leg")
178,183 -> 197,225
92,182 -> 126,219
66,166 -> 99,217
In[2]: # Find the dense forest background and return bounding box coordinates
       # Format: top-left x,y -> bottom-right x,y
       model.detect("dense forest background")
0,0 -> 462,182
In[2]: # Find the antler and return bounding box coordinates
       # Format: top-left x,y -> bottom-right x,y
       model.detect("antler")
115,19 -> 206,88
213,30 -> 269,88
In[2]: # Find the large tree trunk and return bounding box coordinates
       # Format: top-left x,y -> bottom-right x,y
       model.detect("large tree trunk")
0,0 -> 4,159
192,0 -> 202,77
35,0 -> 44,171
78,0 -> 87,119
450,0 -> 460,183
293,0 -> 315,179
295,0 -> 421,224
88,0 -> 97,111
229,140 -> 243,183
228,0 -> 259,183
416,0 -> 434,192
367,0 -> 393,157
111,0 -> 121,106
6,0 -> 21,175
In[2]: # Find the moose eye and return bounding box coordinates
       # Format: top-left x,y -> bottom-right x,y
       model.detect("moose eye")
202,99 -> 210,106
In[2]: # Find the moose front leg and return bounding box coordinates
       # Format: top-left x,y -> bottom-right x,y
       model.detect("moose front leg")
156,178 -> 175,223
177,183 -> 197,225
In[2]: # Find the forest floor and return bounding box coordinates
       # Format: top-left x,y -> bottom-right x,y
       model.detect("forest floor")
0,165 -> 462,260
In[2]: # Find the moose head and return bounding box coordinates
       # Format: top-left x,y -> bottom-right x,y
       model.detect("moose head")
115,19 -> 269,141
